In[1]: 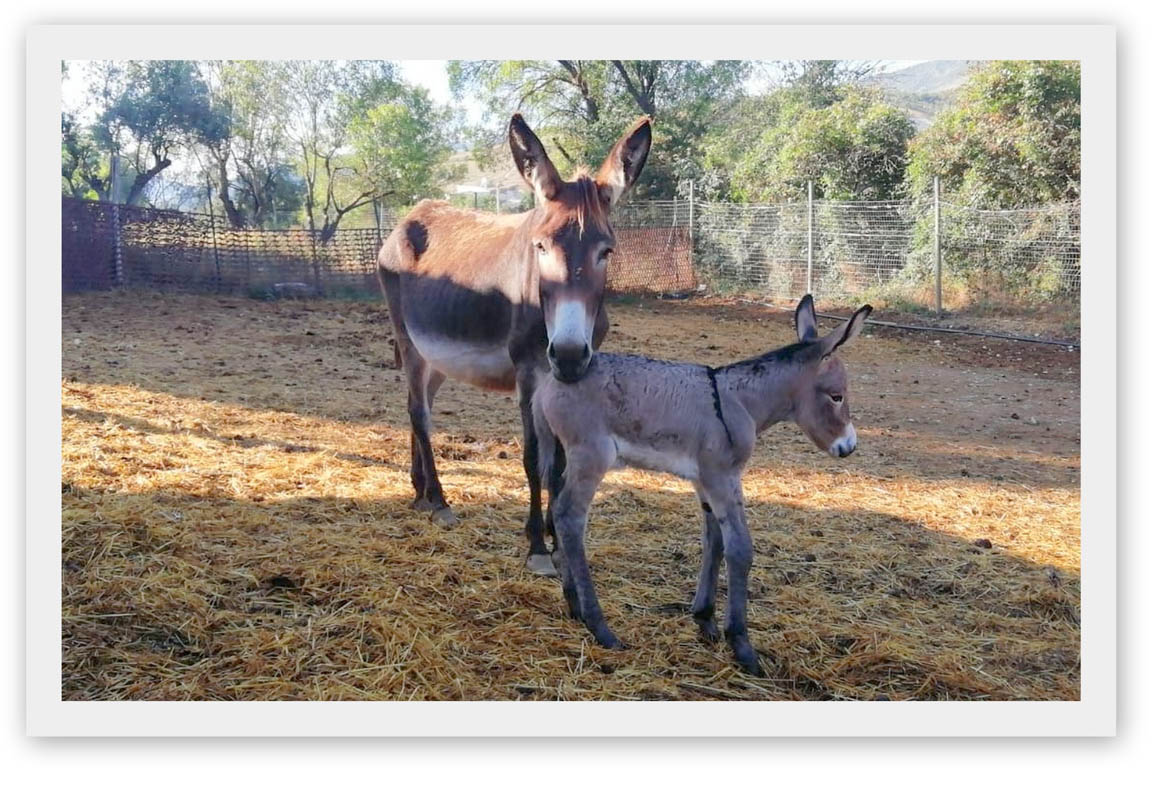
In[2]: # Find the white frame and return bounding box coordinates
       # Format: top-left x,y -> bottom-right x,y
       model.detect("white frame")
28,24 -> 1115,736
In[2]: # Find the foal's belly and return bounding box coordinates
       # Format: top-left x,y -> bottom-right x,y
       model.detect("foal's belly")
409,330 -> 517,391
612,436 -> 700,480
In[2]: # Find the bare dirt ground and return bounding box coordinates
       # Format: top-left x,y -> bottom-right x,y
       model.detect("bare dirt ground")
61,292 -> 1080,700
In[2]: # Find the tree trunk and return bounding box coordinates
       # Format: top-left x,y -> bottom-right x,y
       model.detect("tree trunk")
611,60 -> 657,116
124,156 -> 172,206
217,157 -> 245,228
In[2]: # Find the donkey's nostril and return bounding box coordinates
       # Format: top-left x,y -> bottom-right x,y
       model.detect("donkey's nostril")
548,343 -> 558,361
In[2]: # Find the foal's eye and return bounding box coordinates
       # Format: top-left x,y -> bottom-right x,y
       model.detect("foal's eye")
830,394 -> 844,404
534,241 -> 546,253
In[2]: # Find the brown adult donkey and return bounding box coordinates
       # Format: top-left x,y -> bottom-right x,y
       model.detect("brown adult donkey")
377,113 -> 652,576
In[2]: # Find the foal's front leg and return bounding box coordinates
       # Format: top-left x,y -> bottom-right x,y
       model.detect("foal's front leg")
690,489 -> 724,644
553,447 -> 622,649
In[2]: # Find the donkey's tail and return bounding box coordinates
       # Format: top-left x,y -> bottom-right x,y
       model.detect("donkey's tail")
375,241 -> 405,369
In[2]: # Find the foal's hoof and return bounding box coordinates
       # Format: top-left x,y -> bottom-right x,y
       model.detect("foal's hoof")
430,506 -> 458,527
695,617 -> 721,644
594,630 -> 627,650
728,635 -> 763,677
524,553 -> 559,577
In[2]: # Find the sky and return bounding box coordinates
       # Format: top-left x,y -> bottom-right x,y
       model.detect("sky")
64,59 -> 929,122
395,59 -> 927,113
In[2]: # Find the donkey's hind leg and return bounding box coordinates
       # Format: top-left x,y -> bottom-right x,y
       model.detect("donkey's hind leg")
519,369 -> 555,576
404,357 -> 456,526
690,487 -> 724,644
408,371 -> 448,515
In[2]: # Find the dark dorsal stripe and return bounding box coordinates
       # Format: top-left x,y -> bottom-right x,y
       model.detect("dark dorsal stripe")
706,366 -> 734,448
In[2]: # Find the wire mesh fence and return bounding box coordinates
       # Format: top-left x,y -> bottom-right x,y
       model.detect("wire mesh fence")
62,191 -> 1080,311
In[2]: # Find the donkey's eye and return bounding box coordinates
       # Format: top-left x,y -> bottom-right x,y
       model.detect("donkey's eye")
830,394 -> 844,404
534,241 -> 546,253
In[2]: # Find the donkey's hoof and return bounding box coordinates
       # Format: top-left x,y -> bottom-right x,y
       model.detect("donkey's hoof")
431,507 -> 458,527
525,553 -> 559,577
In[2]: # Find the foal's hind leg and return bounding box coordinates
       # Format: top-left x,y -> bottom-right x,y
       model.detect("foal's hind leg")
690,487 -> 724,644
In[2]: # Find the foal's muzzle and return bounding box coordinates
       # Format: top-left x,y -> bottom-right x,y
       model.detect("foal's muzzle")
548,342 -> 593,383
830,423 -> 858,458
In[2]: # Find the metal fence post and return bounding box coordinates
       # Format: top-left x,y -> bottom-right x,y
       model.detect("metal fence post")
206,187 -> 222,292
111,203 -> 124,288
806,181 -> 814,295
933,176 -> 943,315
687,180 -> 695,275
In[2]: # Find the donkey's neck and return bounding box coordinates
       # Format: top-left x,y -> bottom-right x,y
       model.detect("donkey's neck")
715,343 -> 814,434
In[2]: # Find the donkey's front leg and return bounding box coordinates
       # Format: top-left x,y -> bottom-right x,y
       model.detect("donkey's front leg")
690,489 -> 724,644
517,370 -> 555,576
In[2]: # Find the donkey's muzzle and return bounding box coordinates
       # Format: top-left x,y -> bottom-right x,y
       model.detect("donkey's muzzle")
548,342 -> 593,383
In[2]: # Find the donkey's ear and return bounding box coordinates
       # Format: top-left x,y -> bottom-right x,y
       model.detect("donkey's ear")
795,293 -> 818,341
818,305 -> 873,359
596,116 -> 652,205
509,114 -> 562,203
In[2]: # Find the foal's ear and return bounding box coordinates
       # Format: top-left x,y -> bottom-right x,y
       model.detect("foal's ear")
596,116 -> 652,205
794,293 -> 818,341
818,304 -> 873,359
509,114 -> 563,204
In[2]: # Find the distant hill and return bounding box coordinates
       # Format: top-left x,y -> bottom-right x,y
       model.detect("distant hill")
865,60 -> 976,130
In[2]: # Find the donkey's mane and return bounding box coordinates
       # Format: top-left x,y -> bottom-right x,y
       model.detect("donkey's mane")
560,174 -> 608,236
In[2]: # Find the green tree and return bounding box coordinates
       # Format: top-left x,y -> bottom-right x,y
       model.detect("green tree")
284,61 -> 456,241
761,60 -> 883,108
450,60 -> 749,198
200,60 -> 296,228
92,60 -> 228,206
702,85 -> 914,202
906,60 -> 1080,208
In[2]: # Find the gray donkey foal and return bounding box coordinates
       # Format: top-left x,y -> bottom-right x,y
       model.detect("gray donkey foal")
532,295 -> 872,675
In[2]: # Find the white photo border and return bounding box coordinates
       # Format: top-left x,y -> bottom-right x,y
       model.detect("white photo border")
28,23 -> 1115,736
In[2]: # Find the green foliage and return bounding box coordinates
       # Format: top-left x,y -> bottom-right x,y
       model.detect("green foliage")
61,113 -> 104,200
702,86 -> 914,202
348,86 -> 461,209
906,61 -> 1080,208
